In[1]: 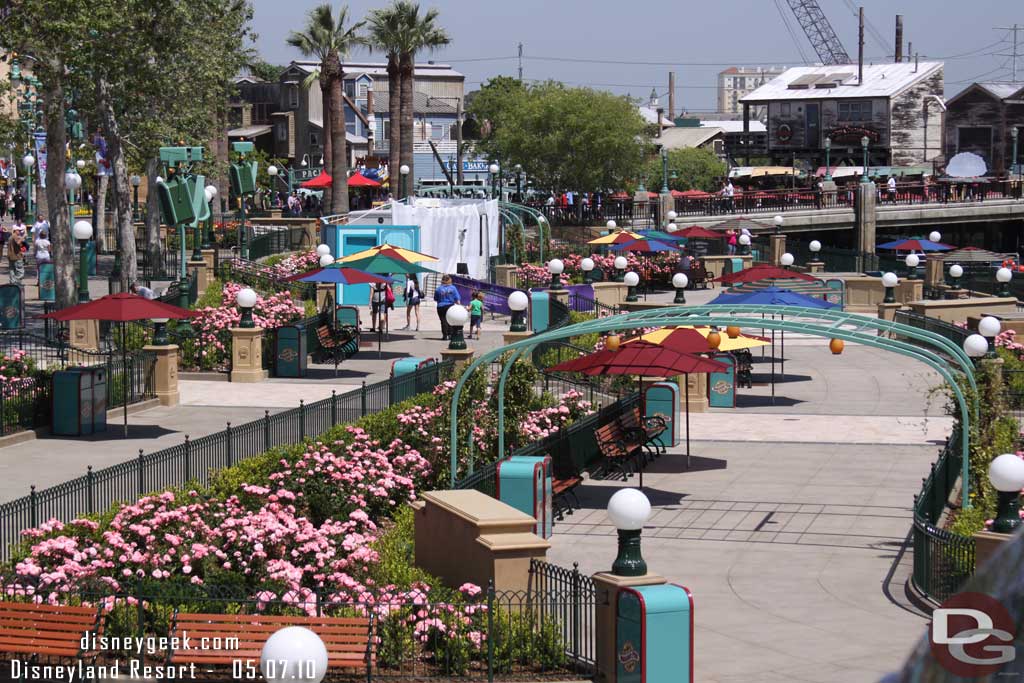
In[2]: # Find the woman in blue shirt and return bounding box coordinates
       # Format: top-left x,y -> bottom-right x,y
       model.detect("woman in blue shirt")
433,274 -> 461,340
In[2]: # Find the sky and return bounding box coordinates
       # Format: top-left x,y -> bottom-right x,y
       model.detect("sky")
251,0 -> 1024,111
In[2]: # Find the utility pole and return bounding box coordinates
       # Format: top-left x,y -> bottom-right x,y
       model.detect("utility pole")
995,24 -> 1022,82
668,71 -> 676,120
456,97 -> 464,185
517,42 -> 523,81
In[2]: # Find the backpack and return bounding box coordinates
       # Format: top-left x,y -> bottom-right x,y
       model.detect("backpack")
384,283 -> 395,305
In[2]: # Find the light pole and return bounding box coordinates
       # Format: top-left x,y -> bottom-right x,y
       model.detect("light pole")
979,315 -> 1001,356
624,271 -> 640,302
780,252 -> 794,269
963,333 -> 988,360
1012,127 -> 1020,194
203,185 -> 217,249
773,214 -> 783,234
997,266 -> 1013,298
904,253 -> 920,280
72,220 -> 93,303
508,290 -> 528,332
22,154 -> 35,220
823,137 -> 832,181
613,255 -> 628,282
672,272 -> 688,303
608,488 -> 652,577
547,258 -> 564,289
400,164 -> 410,200
809,239 -> 822,264
581,257 -> 596,283
66,169 -> 83,241
660,147 -> 670,193
130,174 -> 141,221
666,209 -> 677,230
881,272 -> 898,303
948,263 -> 963,289
489,163 -> 499,200
860,136 -> 870,183
988,453 -> 1024,533
236,287 -> 258,328
446,305 -> 469,350
514,163 -> 523,202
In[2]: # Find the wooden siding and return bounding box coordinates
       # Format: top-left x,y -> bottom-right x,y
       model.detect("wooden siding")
766,98 -> 890,150
889,68 -> 945,166
945,87 -> 1024,173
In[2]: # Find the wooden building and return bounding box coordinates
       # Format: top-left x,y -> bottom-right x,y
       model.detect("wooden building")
739,62 -> 945,170
944,82 -> 1024,175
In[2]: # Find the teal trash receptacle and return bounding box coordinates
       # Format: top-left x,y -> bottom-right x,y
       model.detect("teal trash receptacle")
0,284 -> 22,329
617,584 -> 694,683
496,455 -> 553,538
52,366 -> 108,436
530,291 -> 550,332
275,324 -> 307,378
390,357 -> 436,403
38,263 -> 56,302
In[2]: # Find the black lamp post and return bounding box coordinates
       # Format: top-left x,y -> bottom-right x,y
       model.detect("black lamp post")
823,137 -> 832,181
860,136 -> 870,183
608,489 -> 651,577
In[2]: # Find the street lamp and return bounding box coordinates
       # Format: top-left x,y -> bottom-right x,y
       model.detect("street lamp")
236,287 -> 258,328
606,220 -> 617,231
1012,127 -> 1020,194
773,214 -> 783,234
203,185 -> 217,248
988,454 -> 1024,533
261,626 -> 329,683
881,272 -> 898,303
738,233 -> 751,255
399,164 -> 410,199
997,266 -> 1013,297
904,253 -> 920,280
660,147 -> 670,193
514,163 -> 523,201
22,154 -> 35,220
809,240 -> 822,262
581,257 -> 596,283
963,333 -> 988,359
608,488 -> 652,577
72,220 -> 93,303
949,263 -> 963,288
151,318 -> 170,346
860,136 -> 870,183
979,315 -> 1001,355
318,254 -> 334,267
780,252 -> 794,268
928,231 -> 942,243
316,244 -> 331,257
445,305 -> 470,350
130,174 -> 141,220
508,290 -> 529,332
666,222 -> 678,233
489,163 -> 499,199
823,137 -> 832,181
547,258 -> 564,289
624,271 -> 640,302
672,272 -> 688,303
613,255 -> 628,282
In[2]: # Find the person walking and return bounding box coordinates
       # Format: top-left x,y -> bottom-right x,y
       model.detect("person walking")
469,291 -> 484,339
433,274 -> 461,340
12,189 -> 25,223
7,222 -> 26,285
402,274 -> 422,331
32,228 -> 50,264
369,277 -> 391,333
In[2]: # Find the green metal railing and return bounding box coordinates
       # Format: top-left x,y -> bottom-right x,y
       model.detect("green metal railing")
911,439 -> 975,603
0,361 -> 452,563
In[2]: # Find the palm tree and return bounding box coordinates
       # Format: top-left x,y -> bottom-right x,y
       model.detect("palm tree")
287,4 -> 364,215
366,4 -> 405,196
299,67 -> 332,207
395,3 -> 450,195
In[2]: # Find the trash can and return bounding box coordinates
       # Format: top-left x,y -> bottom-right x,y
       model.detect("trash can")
617,584 -> 694,683
37,263 -> 56,303
274,323 -> 307,378
390,357 -> 436,403
52,366 -> 108,436
496,455 -> 553,539
0,284 -> 22,329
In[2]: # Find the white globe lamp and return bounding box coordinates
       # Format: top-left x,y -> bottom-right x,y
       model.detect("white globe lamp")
963,333 -> 989,359
22,154 -> 34,169
608,488 -> 652,576
989,453 -> 1024,532
318,254 -> 334,268
672,272 -> 689,303
780,252 -> 794,267
997,267 -> 1013,297
623,271 -> 640,302
236,287 -> 258,328
606,219 -> 617,230
881,272 -> 898,303
929,231 -> 941,243
446,304 -> 470,349
509,290 -> 529,332
316,244 -> 331,257
72,220 -> 93,241
260,626 -> 328,683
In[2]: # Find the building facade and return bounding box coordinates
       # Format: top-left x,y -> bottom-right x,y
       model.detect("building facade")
944,82 -> 1024,175
718,66 -> 787,119
740,62 -> 945,169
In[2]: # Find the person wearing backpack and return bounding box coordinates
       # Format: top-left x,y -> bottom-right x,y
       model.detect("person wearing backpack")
370,275 -> 394,333
402,275 -> 422,331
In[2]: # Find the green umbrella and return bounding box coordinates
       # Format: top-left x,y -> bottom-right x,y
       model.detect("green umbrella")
341,253 -> 439,275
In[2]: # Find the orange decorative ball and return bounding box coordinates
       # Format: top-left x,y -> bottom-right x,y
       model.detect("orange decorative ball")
606,334 -> 621,352
829,338 -> 844,355
726,325 -> 741,339
707,330 -> 722,350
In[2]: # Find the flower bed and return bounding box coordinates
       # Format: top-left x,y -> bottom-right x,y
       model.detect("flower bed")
515,252 -> 681,286
0,349 -> 50,435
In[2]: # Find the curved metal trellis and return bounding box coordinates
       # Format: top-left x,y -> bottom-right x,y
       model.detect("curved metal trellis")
451,305 -> 979,506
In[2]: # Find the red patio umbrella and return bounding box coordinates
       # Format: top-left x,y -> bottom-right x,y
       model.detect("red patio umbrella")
674,189 -> 711,198
548,340 -> 727,479
300,172 -> 333,189
347,173 -> 381,187
715,264 -> 818,284
674,226 -> 722,239
40,293 -> 195,436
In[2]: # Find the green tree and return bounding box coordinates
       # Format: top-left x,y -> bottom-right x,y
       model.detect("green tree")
465,76 -> 525,145
473,82 -> 649,195
366,3 -> 407,195
642,147 -> 727,193
288,4 -> 365,215
248,60 -> 286,83
394,2 -> 450,192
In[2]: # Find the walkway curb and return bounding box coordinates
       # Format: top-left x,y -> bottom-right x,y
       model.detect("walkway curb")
0,398 -> 161,450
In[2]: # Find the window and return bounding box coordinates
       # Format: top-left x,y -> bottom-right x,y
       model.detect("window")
450,121 -> 461,140
779,102 -> 791,116
345,82 -> 355,98
287,84 -> 299,109
309,132 -> 319,147
382,120 -> 390,141
838,101 -> 873,122
431,124 -> 444,140
358,83 -> 368,98
275,122 -> 287,142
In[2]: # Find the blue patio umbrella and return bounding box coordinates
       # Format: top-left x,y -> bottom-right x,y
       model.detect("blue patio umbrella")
636,230 -> 687,243
288,267 -> 395,285
876,238 -> 954,251
707,286 -> 836,402
610,238 -> 680,252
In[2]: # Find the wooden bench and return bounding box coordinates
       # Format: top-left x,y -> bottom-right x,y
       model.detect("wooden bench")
619,406 -> 668,458
551,458 -> 584,517
0,602 -> 104,662
168,612 -> 373,674
595,420 -> 644,478
314,324 -> 360,364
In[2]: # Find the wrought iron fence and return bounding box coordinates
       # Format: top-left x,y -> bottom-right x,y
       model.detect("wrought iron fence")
1004,369 -> 1024,422
911,439 -> 975,604
247,224 -> 313,261
0,361 -> 452,563
893,310 -> 969,351
786,239 -> 865,273
0,562 -> 599,681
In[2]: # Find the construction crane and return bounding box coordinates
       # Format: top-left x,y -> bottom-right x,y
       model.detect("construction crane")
785,0 -> 852,65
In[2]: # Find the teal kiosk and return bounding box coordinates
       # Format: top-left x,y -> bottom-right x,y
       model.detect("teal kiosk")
320,223 -> 420,307
495,455 -> 553,539
707,352 -> 736,408
616,584 -> 694,683
643,382 -> 679,448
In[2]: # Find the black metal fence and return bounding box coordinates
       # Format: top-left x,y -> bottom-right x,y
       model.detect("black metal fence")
911,440 -> 975,604
893,310 -> 969,351
247,224 -> 313,261
0,560 -> 599,681
0,361 -> 451,563
525,201 -> 660,229
1005,369 -> 1024,422
219,258 -> 316,301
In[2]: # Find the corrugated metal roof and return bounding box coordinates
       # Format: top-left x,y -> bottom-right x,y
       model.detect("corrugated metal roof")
638,106 -> 675,127
291,60 -> 463,79
741,62 -> 942,102
658,127 -> 722,150
976,82 -> 1024,100
372,91 -> 457,115
700,120 -> 767,133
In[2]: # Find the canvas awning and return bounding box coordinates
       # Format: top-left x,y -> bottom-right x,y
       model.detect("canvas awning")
228,125 -> 272,138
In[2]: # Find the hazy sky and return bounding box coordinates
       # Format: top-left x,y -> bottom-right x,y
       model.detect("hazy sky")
251,0 -> 1023,111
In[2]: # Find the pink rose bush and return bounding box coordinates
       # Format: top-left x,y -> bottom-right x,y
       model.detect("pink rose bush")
0,349 -> 39,393
518,251 -> 682,286
258,251 -> 321,280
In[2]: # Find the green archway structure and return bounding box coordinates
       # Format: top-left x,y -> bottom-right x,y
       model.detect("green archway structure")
449,305 -> 979,506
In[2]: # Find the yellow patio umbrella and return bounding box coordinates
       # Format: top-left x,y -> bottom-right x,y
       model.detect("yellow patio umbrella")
587,229 -> 643,246
337,243 -> 439,263
645,326 -> 771,352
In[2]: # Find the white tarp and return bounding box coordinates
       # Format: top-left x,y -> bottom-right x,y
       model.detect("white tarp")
392,199 -> 500,280
946,152 -> 987,179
